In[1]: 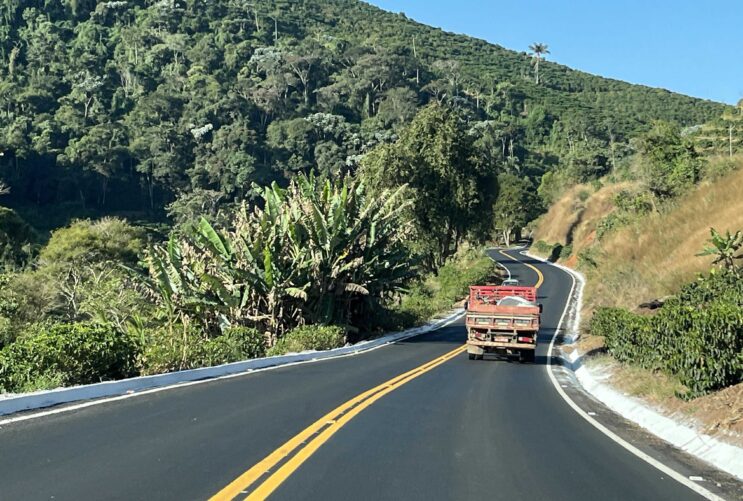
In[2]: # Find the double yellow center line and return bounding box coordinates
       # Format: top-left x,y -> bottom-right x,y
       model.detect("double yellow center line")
210,344 -> 467,501
498,250 -> 544,289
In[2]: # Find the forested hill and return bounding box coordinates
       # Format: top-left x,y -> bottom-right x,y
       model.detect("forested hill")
0,0 -> 731,222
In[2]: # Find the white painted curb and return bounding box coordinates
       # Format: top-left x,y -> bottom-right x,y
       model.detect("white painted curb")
0,310 -> 464,417
525,251 -> 743,482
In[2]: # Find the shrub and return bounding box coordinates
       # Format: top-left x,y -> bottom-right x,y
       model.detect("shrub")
591,270 -> 743,396
396,286 -> 438,327
596,212 -> 630,241
139,324 -> 266,375
40,218 -> 145,267
139,324 -> 203,375
267,325 -> 346,356
0,323 -> 140,393
532,240 -> 554,254
591,308 -> 658,368
559,244 -> 573,260
200,327 -> 266,366
436,249 -> 498,305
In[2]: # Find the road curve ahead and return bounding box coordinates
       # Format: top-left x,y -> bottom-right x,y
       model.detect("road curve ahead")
0,250 -> 734,500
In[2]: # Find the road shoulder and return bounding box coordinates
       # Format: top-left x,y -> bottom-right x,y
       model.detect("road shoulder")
523,250 -> 743,497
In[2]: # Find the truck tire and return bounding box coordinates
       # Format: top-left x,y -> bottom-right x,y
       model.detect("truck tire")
468,353 -> 476,360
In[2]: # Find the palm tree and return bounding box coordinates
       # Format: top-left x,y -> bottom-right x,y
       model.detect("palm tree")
697,227 -> 743,275
528,43 -> 550,85
0,180 -> 9,196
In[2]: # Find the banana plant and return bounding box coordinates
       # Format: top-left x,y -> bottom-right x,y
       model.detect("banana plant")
144,172 -> 415,343
698,228 -> 743,276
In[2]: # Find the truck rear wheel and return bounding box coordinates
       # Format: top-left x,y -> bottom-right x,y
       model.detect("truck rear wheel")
468,353 -> 476,360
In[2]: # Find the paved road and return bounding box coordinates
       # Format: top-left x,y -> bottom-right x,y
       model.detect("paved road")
0,250 -> 737,500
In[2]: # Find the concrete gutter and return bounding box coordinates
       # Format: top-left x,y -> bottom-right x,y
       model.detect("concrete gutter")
525,250 -> 743,481
0,309 -> 464,417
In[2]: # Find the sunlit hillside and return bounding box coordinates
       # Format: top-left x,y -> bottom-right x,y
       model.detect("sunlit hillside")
532,156 -> 743,312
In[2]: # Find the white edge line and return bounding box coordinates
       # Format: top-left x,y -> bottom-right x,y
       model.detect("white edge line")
488,251 -> 511,280
0,312 -> 464,426
504,249 -> 723,501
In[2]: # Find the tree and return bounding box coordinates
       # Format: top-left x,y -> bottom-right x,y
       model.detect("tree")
362,104 -> 498,269
492,173 -> 539,246
528,43 -> 550,85
638,121 -> 700,198
377,87 -> 418,129
697,228 -> 743,276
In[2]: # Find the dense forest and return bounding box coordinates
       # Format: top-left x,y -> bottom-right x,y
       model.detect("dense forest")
0,0 -> 730,223
0,0 -> 737,391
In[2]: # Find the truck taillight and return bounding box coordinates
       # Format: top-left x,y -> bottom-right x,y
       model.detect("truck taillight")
518,336 -> 534,344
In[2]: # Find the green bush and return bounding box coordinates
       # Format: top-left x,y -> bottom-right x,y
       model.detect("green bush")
201,327 -> 266,366
40,218 -> 145,267
267,325 -> 346,356
559,244 -> 573,260
0,207 -> 38,269
140,325 -> 266,375
0,323 -> 140,393
532,240 -> 554,254
591,270 -> 743,396
436,250 -> 498,305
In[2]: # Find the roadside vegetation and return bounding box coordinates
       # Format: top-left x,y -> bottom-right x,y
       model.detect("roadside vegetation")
0,1 -> 736,395
530,110 -> 743,420
0,105 -> 502,394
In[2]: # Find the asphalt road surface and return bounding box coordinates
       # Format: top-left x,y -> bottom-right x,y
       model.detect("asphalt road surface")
0,250 -> 739,500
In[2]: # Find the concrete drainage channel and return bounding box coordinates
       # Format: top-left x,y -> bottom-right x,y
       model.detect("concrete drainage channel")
0,309 -> 464,422
527,250 -> 743,486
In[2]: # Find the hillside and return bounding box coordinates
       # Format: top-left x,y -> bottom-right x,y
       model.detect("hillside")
531,156 -> 743,312
530,155 -> 743,438
0,0 -> 731,226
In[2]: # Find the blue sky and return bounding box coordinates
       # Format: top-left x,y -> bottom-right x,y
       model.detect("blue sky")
367,0 -> 743,105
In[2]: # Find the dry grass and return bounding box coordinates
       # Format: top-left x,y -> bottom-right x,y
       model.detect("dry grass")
537,157 -> 743,442
531,181 -> 639,250
589,158 -> 743,311
531,184 -> 586,245
532,157 -> 743,312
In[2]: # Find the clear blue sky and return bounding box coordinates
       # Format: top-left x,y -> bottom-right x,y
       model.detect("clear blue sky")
367,0 -> 743,105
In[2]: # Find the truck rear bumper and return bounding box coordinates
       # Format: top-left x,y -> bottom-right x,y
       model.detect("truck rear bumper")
466,340 -> 536,350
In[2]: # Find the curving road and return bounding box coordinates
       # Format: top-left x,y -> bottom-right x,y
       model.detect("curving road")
0,250 -> 739,500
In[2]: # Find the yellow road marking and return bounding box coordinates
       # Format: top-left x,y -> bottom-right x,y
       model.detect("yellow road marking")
499,250 -> 544,289
210,345 -> 467,501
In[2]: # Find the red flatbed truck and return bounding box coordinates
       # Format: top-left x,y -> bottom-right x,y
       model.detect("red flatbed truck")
465,285 -> 541,362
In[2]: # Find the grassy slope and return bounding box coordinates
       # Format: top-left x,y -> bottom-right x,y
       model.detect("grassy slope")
532,157 -> 743,312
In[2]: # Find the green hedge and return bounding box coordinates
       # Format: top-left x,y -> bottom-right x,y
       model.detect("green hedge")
141,325 -> 266,375
591,270 -> 743,396
200,326 -> 267,366
267,325 -> 346,356
0,323 -> 139,392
